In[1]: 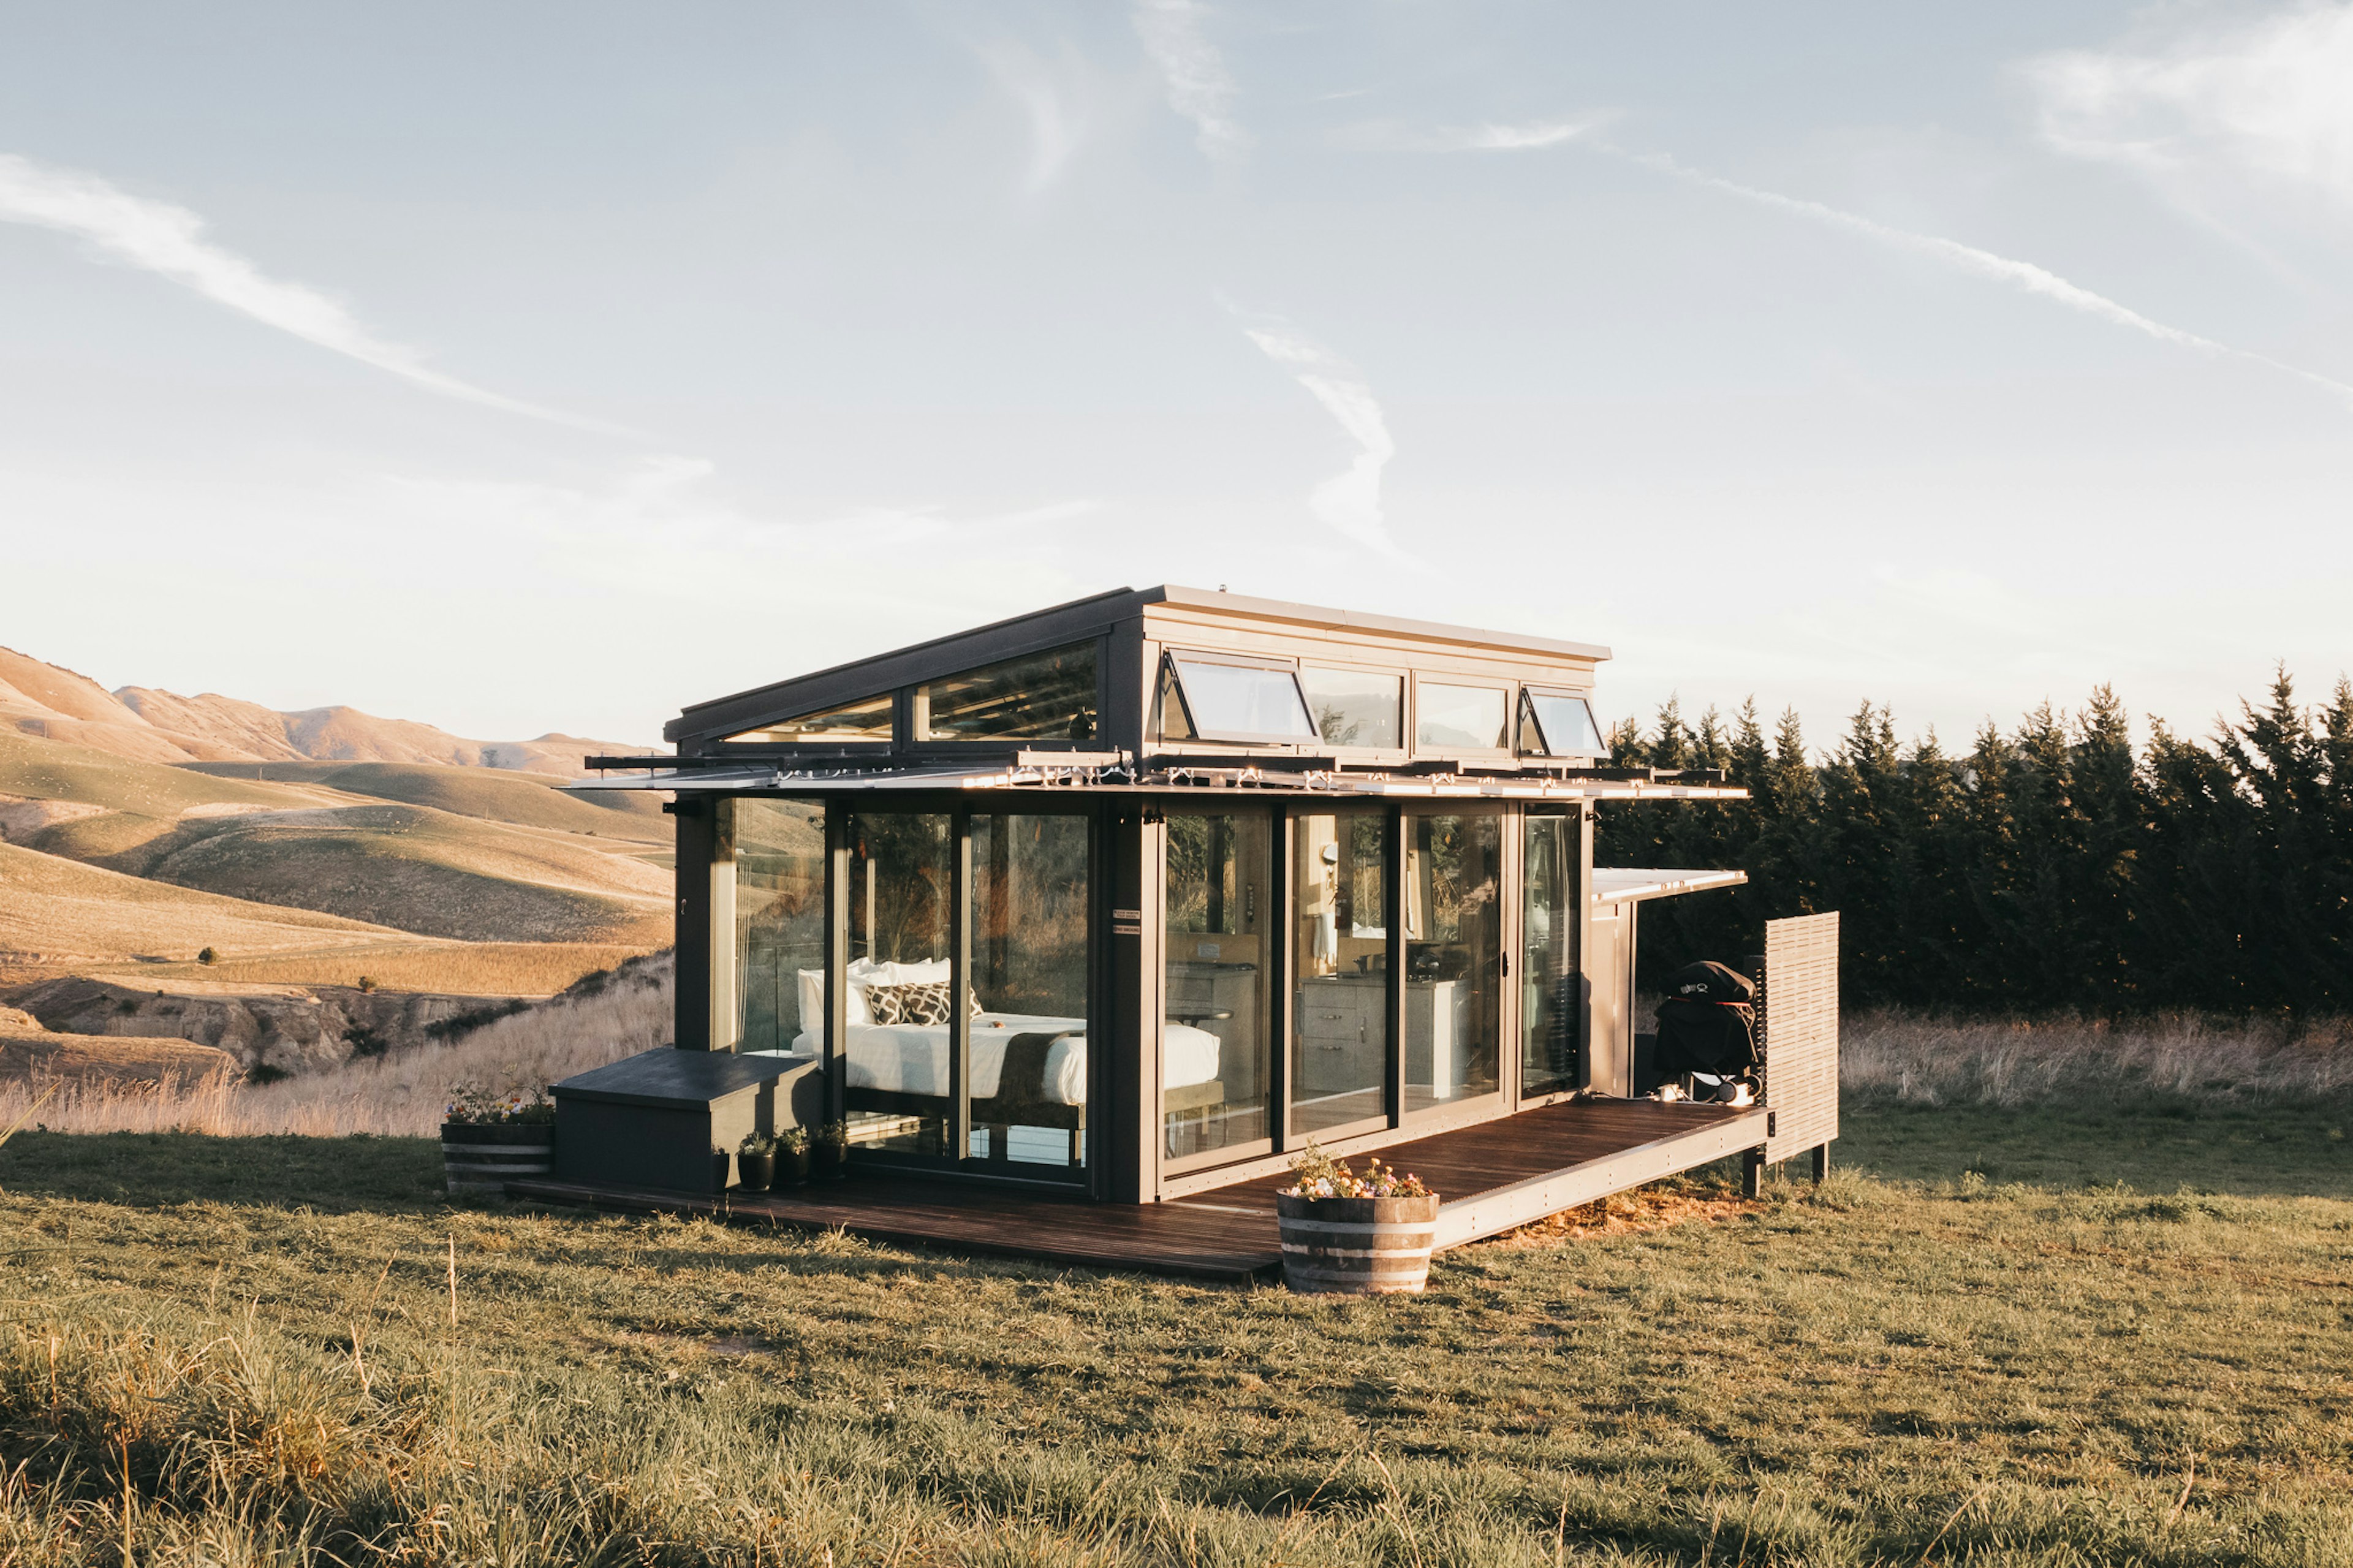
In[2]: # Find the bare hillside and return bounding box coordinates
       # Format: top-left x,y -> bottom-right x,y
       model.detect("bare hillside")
0,837 -> 401,966
1,643 -> 650,776
0,731 -> 669,947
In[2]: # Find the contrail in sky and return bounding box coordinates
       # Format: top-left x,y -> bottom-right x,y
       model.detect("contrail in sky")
1238,317 -> 1404,557
1427,123 -> 2353,412
1626,147 -> 2353,411
0,151 -> 622,432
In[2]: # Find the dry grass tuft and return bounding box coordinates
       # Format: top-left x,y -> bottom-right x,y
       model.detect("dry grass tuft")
0,953 -> 672,1137
1841,1008 -> 2353,1109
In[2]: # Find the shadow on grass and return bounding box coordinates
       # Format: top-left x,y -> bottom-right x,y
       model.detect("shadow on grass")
0,1130 -> 448,1211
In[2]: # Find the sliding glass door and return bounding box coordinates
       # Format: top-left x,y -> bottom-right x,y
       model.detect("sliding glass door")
1521,811 -> 1582,1097
969,811 -> 1092,1173
1162,809 -> 1274,1168
1400,809 -> 1503,1116
1289,809 -> 1392,1140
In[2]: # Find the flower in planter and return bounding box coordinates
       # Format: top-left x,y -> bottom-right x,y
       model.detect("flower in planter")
738,1131 -> 776,1157
444,1082 -> 556,1126
780,1126 -> 811,1154
1279,1141 -> 1431,1200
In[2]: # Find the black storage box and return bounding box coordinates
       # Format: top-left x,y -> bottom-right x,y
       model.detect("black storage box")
553,1048 -> 824,1192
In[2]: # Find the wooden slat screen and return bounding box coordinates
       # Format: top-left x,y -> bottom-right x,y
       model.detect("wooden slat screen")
1762,911 -> 1839,1163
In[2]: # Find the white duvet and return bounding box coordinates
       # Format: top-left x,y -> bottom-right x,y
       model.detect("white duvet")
784,1013 -> 1224,1105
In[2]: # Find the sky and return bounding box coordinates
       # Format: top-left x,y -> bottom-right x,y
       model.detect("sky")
1,1 -> 2348,752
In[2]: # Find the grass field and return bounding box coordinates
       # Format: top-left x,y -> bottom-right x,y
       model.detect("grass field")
1,1029 -> 2347,1565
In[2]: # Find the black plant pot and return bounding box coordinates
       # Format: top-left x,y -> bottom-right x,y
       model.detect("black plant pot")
710,1149 -> 732,1192
778,1147 -> 811,1187
811,1142 -> 847,1183
737,1151 -> 776,1192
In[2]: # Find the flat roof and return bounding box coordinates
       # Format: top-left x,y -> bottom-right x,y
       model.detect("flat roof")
669,585 -> 1612,744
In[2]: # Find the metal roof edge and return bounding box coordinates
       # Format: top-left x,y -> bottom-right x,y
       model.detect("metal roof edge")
1153,585 -> 1612,662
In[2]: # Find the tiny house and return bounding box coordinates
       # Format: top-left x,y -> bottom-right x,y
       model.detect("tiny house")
551,586 -> 1835,1267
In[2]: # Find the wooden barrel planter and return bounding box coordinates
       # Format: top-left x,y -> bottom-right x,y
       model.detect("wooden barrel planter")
441,1122 -> 554,1195
1275,1192 -> 1440,1294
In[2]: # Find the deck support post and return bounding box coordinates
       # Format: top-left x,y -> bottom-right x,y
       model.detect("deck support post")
1741,1148 -> 1765,1199
1811,1143 -> 1830,1184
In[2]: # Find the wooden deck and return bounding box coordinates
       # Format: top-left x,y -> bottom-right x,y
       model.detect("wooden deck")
507,1098 -> 1768,1284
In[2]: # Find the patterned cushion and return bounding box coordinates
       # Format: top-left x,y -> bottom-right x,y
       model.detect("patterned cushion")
866,980 -> 987,1026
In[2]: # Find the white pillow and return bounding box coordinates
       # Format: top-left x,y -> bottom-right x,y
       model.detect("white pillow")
797,966 -> 874,1028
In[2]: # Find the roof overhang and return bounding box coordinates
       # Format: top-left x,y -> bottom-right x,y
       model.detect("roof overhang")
1591,867 -> 1749,905
566,761 -> 1748,803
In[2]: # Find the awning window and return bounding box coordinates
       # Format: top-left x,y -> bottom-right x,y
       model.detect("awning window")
1159,654 -> 1316,744
1518,690 -> 1607,759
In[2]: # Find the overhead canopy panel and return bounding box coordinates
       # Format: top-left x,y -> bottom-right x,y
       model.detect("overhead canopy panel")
1591,867 -> 1749,904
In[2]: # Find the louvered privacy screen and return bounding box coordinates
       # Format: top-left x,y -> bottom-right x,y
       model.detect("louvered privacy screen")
1761,911 -> 1840,1164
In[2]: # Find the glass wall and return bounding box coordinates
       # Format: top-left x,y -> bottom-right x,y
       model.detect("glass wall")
1291,809 -> 1391,1137
1402,811 -> 1502,1113
1521,811 -> 1582,1097
721,798 -> 827,1055
1298,667 -> 1402,749
727,694 -> 893,744
1164,811 -> 1273,1164
1416,683 -> 1509,751
918,643 -> 1099,743
843,812 -> 955,1157
970,811 -> 1092,1172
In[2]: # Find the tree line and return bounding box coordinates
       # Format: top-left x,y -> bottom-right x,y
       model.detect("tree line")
1597,672 -> 2353,1017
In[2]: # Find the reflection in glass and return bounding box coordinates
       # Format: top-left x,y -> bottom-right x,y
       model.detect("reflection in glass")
1519,691 -> 1607,758
1521,811 -> 1582,1096
1164,812 -> 1271,1162
1291,810 -> 1390,1136
840,812 -> 955,1156
1165,657 -> 1316,743
1416,683 -> 1509,750
920,643 -> 1098,742
722,798 -> 826,1055
1298,667 -> 1402,749
970,812 -> 1091,1172
1403,812 -> 1502,1113
727,694 -> 893,744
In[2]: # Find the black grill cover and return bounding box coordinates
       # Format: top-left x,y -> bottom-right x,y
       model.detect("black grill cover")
1661,960 -> 1755,1007
1654,960 -> 1759,1078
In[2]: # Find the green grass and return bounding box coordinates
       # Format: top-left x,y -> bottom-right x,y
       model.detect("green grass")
1,1107 -> 2347,1566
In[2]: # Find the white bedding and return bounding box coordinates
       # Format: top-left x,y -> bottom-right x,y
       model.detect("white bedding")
784,1012 -> 1224,1105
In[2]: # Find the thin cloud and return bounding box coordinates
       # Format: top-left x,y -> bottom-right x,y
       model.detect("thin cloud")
978,42 -> 1088,193
0,151 -> 616,431
1238,319 -> 1403,557
1624,148 -> 2353,411
1333,118 -> 1599,153
2026,4 -> 2353,207
1131,0 -> 1246,161
1385,124 -> 2353,412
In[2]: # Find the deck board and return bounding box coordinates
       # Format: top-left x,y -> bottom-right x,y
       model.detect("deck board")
507,1099 -> 1767,1282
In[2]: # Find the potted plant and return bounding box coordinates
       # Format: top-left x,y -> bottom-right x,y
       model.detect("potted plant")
811,1119 -> 850,1182
1274,1143 -> 1439,1295
737,1131 -> 776,1192
709,1144 -> 732,1193
778,1126 -> 812,1187
440,1084 -> 556,1196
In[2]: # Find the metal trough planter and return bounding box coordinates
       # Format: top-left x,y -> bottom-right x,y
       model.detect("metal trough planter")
1275,1192 -> 1440,1294
441,1122 -> 554,1195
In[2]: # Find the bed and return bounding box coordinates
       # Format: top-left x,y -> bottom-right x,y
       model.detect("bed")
786,1013 -> 1224,1129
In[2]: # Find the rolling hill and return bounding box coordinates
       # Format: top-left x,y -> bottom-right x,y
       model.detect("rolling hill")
0,644 -> 647,775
